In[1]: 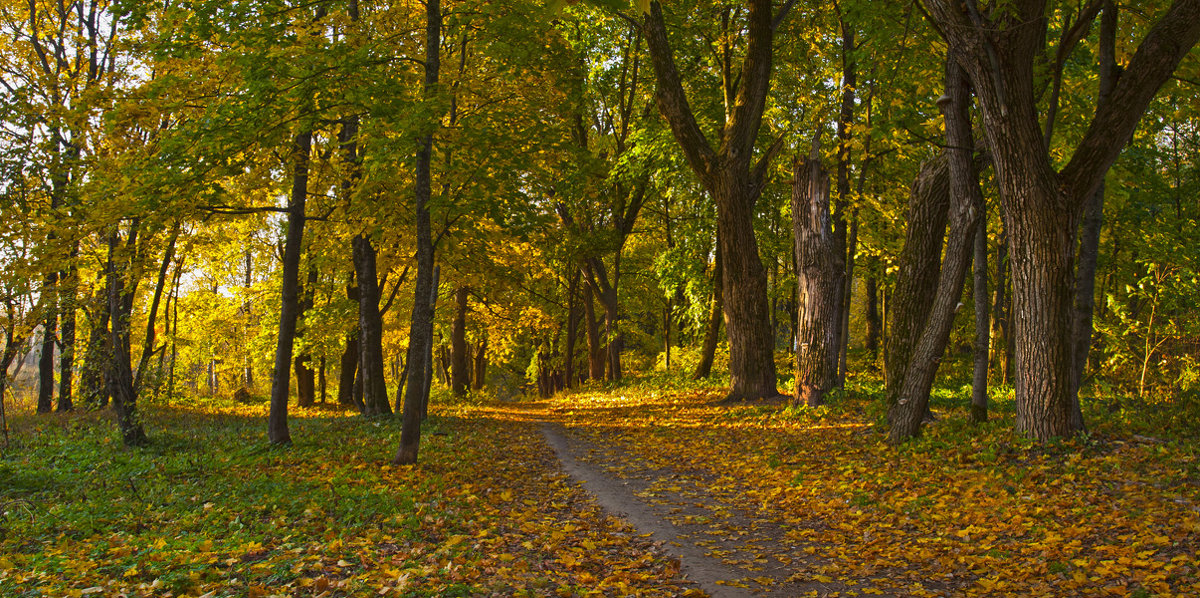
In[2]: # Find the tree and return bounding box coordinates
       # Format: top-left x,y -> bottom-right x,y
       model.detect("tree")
395,0 -> 442,465
642,0 -> 786,400
921,0 -> 1200,440
792,144 -> 842,407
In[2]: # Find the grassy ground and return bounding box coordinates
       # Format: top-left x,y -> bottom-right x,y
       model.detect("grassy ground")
1,365 -> 1198,597
0,393 -> 686,597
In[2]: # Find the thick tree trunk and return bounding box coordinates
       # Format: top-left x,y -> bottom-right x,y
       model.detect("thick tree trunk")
971,215 -> 990,423
692,237 -> 723,380
450,286 -> 470,397
888,57 -> 984,443
884,155 -> 950,402
395,0 -> 440,465
354,235 -> 391,416
267,129 -> 312,445
714,177 -> 779,400
792,152 -> 843,407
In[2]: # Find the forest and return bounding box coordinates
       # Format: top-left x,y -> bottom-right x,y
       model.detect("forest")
1,0 -> 1199,596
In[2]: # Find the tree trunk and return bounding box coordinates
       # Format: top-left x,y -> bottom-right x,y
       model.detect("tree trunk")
884,155 -> 950,403
450,286 -> 470,397
337,333 -> 360,407
37,271 -> 57,413
107,225 -> 147,447
714,177 -> 779,400
394,0 -> 440,465
295,354 -> 315,407
81,287 -> 110,410
1071,1 -> 1118,401
971,214 -> 990,423
57,258 -> 77,412
267,128 -> 312,445
792,152 -> 843,407
134,223 -> 179,397
354,235 -> 391,416
244,249 -> 254,388
990,225 -> 1011,382
834,22 -> 857,389
599,291 -> 622,381
644,0 -> 780,401
296,265 -> 319,408
473,338 -> 487,390
565,271 -> 579,388
420,265 -> 441,421
693,236 -> 723,380
865,275 -> 880,361
888,56 -> 985,443
839,215 -> 857,386
923,0 -> 1200,442
582,274 -> 604,380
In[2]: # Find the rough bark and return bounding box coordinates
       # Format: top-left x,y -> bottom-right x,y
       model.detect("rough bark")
394,0 -> 440,465
792,151 -> 843,408
888,56 -> 985,443
693,236 -> 723,380
450,286 -> 470,397
884,154 -> 950,403
267,129 -> 312,445
644,0 -> 780,400
923,0 -> 1200,441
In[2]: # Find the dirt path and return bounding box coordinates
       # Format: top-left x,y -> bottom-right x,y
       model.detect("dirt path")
540,422 -> 867,598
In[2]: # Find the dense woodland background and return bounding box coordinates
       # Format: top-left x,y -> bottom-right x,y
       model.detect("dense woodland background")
1,0 -> 1199,454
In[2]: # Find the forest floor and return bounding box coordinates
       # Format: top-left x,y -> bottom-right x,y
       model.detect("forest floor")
1,373 -> 1199,597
